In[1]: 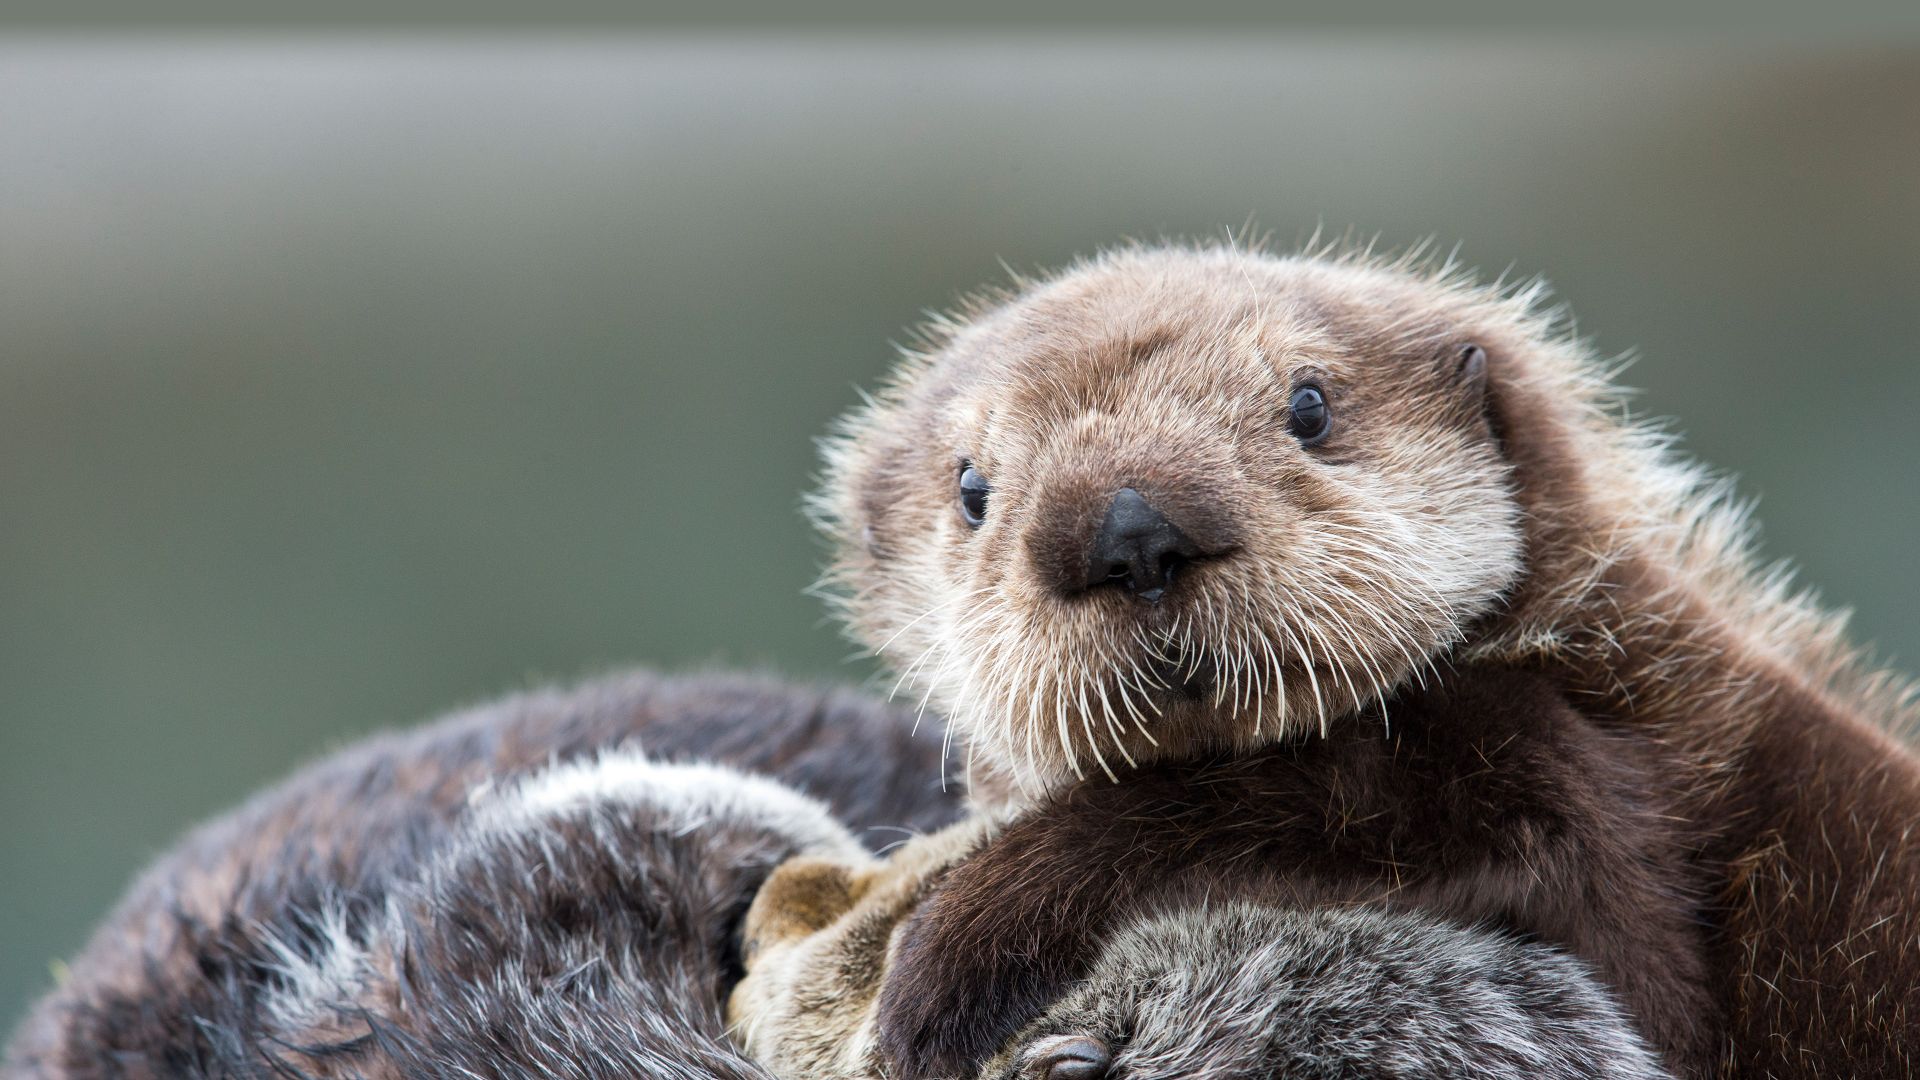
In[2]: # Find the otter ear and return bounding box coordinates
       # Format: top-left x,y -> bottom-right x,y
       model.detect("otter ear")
1455,343 -> 1490,396
1446,342 -> 1497,431
1022,1035 -> 1113,1080
1450,342 -> 1510,452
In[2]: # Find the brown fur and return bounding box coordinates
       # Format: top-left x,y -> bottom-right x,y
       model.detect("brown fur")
814,243 -> 1920,1078
877,667 -> 1716,1075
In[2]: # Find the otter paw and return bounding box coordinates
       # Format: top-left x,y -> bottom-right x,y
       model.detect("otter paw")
740,855 -> 874,967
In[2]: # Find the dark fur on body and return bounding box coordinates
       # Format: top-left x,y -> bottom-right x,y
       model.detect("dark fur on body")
3,671 -> 962,1079
816,245 -> 1920,1079
877,667 -> 1715,1077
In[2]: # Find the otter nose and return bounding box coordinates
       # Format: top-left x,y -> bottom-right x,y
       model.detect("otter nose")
1084,488 -> 1207,602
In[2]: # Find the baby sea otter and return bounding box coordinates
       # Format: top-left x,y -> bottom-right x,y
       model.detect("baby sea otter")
811,243 -> 1920,1079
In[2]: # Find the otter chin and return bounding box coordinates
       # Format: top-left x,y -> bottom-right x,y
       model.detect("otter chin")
817,245 -> 1525,798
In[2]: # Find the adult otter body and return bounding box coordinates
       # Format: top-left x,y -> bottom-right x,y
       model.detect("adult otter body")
3,672 -> 963,1078
813,244 -> 1920,1078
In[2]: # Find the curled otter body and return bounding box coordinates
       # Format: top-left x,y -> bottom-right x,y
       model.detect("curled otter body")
3,671 -> 962,1079
815,244 -> 1920,1078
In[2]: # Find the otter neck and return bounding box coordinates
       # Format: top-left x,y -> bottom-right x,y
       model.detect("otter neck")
1465,368 -> 1882,798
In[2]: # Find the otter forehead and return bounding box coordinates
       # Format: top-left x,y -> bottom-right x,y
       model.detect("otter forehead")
936,250 -> 1444,407
917,249 -> 1505,478
961,246 -> 1469,355
917,250 -> 1504,536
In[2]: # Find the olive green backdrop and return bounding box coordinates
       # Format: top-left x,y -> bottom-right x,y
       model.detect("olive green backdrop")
3,37 -> 1917,1031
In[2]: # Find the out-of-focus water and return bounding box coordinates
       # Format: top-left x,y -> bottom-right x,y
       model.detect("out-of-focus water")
2,37 -> 1916,1030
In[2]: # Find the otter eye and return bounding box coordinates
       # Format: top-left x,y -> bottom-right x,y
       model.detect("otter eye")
1287,384 -> 1331,446
958,463 -> 990,528
1028,1037 -> 1111,1080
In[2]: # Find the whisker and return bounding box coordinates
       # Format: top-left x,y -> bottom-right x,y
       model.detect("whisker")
1076,668 -> 1120,782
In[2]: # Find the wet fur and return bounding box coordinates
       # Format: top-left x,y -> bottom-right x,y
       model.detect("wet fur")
816,243 -> 1920,1078
3,670 -> 962,1079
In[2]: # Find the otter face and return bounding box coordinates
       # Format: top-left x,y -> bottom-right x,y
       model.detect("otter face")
818,246 -> 1528,795
984,903 -> 1672,1080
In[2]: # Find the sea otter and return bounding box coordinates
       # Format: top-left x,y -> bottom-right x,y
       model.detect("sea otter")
809,243 -> 1920,1078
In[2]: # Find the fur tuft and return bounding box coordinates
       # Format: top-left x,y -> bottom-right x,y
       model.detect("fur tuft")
1004,902 -> 1674,1080
3,670 -> 962,1079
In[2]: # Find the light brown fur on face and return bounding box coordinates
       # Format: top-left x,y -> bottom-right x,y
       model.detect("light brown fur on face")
819,242 -> 1920,807
818,245 -> 1529,800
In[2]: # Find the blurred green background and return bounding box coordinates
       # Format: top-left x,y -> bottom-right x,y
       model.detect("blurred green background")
2,36 -> 1917,1031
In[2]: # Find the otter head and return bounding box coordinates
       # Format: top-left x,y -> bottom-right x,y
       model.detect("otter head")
817,244 -> 1537,798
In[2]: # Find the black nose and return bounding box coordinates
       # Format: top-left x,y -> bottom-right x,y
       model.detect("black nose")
1084,488 -> 1207,602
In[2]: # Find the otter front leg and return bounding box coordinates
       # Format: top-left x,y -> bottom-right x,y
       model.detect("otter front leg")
729,819 -> 994,1080
873,802 -> 1186,1080
874,669 -> 1715,1080
870,750 -> 1361,1080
